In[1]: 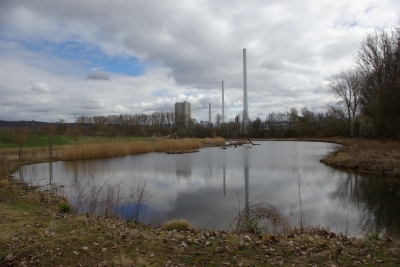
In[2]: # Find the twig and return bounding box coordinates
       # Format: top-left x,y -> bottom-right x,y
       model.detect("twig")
298,175 -> 304,231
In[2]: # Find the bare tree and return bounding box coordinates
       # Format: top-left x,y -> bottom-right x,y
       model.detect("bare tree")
327,68 -> 363,123
355,23 -> 400,137
215,113 -> 222,128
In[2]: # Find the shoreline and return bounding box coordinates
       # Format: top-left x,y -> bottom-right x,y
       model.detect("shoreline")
2,137 -> 400,178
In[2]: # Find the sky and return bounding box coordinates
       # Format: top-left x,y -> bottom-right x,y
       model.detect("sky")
0,0 -> 399,123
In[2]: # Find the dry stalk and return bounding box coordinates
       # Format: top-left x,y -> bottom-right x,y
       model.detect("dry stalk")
298,175 -> 304,231
69,171 -> 154,221
233,202 -> 291,235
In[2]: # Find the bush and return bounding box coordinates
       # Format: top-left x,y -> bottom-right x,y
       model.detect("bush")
351,114 -> 376,138
161,219 -> 192,231
368,231 -> 380,241
58,199 -> 71,213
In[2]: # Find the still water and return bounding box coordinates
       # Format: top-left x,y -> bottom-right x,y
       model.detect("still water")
15,141 -> 400,237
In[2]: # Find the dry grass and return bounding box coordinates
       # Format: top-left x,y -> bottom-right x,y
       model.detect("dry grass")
161,219 -> 193,231
233,203 -> 292,236
62,139 -> 203,160
346,139 -> 400,158
321,138 -> 400,176
202,137 -> 226,147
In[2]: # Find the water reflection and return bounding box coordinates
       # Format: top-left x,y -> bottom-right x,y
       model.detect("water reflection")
223,167 -> 226,197
49,161 -> 53,185
329,171 -> 400,238
14,141 -> 400,237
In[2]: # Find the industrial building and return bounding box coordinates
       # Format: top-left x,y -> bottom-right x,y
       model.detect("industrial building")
175,101 -> 191,127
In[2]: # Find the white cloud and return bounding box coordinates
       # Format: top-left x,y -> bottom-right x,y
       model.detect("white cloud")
0,0 -> 399,122
30,82 -> 63,94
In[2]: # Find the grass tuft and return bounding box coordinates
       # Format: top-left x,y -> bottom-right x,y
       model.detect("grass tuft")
368,231 -> 380,241
161,219 -> 193,231
58,198 -> 71,213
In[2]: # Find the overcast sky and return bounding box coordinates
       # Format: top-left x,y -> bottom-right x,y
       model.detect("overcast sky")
0,0 -> 399,123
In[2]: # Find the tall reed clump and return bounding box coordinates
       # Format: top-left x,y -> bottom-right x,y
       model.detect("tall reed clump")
203,137 -> 225,146
70,173 -> 153,221
61,139 -> 203,161
152,138 -> 202,152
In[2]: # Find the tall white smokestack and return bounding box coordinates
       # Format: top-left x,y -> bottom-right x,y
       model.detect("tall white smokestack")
222,81 -> 225,123
243,48 -> 248,122
209,103 -> 211,124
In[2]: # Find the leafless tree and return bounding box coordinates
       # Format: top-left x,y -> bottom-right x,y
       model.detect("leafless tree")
215,113 -> 222,128
355,23 -> 400,137
327,68 -> 363,123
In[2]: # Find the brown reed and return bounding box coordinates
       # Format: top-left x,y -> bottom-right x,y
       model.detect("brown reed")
203,137 -> 225,146
61,139 -> 203,161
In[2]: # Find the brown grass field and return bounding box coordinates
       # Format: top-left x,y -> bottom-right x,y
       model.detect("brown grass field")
0,137 -> 225,163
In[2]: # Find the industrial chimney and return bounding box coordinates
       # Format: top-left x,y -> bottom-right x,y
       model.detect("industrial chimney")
222,81 -> 225,124
209,103 -> 211,124
243,48 -> 248,122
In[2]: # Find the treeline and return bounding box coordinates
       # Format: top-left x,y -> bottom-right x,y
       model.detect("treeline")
215,107 -> 349,138
326,21 -> 400,139
74,112 -> 214,138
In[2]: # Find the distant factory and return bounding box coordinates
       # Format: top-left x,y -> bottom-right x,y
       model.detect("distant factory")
174,101 -> 191,127
175,48 -> 249,131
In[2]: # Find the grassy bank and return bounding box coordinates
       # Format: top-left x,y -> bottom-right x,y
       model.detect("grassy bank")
321,138 -> 400,177
1,182 -> 399,266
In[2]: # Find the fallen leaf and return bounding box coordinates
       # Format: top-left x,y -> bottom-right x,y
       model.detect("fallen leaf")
5,254 -> 13,261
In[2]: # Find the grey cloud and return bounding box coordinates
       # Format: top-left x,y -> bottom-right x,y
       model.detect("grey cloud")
0,0 -> 399,122
30,82 -> 63,93
86,70 -> 110,80
77,100 -> 105,110
261,60 -> 284,71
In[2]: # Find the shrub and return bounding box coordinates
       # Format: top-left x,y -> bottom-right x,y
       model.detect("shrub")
58,198 -> 71,213
351,114 -> 376,138
161,219 -> 192,231
368,231 -> 380,241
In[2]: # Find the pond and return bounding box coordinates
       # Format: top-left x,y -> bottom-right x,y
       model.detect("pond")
15,141 -> 400,237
